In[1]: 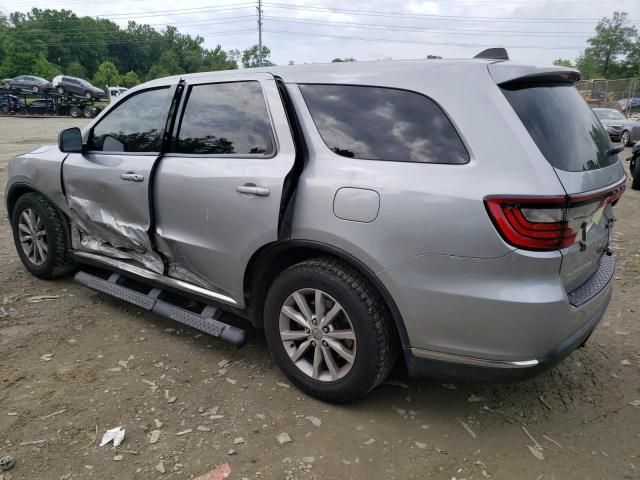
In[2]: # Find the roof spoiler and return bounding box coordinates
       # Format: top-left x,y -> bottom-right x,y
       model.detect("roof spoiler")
474,48 -> 509,61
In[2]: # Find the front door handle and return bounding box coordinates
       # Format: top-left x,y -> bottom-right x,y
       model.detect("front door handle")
236,184 -> 270,196
120,172 -> 144,182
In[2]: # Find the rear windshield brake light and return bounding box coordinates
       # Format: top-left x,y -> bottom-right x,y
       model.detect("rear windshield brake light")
485,182 -> 625,251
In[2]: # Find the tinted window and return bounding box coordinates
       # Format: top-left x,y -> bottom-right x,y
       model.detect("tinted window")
299,84 -> 469,164
501,82 -> 615,172
89,87 -> 172,153
176,81 -> 274,155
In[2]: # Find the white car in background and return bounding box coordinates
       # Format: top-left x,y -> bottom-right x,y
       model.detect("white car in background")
106,85 -> 128,103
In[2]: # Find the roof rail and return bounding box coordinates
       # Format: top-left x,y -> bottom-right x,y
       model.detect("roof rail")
474,48 -> 509,61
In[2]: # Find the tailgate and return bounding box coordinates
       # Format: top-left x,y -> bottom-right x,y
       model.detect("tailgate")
490,63 -> 626,291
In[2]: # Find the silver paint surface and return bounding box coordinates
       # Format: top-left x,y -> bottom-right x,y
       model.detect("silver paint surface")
5,59 -> 625,366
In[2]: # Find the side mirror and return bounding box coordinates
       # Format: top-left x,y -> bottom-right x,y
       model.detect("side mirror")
58,127 -> 83,153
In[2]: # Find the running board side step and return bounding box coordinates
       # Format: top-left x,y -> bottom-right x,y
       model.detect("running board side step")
74,271 -> 246,347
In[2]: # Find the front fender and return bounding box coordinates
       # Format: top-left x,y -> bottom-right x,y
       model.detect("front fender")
5,144 -> 70,218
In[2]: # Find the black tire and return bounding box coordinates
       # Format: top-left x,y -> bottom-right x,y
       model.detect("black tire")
69,106 -> 82,118
4,82 -> 10,90
84,91 -> 93,100
57,86 -> 64,95
11,192 -> 75,279
620,130 -> 630,146
263,257 -> 397,403
32,85 -> 39,93
82,107 -> 94,118
632,156 -> 640,190
1,105 -> 8,114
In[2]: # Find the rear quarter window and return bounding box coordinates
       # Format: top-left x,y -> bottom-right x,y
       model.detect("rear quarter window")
299,84 -> 469,164
501,82 -> 615,172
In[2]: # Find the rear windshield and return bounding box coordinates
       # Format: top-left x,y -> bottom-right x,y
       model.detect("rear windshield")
501,82 -> 615,172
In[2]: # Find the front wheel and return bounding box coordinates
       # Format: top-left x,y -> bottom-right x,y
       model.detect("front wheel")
84,91 -> 93,100
264,257 -> 397,403
11,192 -> 75,279
32,85 -> 39,93
4,82 -> 10,90
57,86 -> 64,95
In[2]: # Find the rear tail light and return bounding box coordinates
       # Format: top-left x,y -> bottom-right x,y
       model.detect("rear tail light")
485,181 -> 625,251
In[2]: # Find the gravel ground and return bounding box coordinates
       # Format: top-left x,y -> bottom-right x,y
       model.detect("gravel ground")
1,116 -> 639,480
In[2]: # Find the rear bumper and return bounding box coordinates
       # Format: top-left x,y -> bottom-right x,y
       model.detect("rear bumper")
378,250 -> 615,381
405,285 -> 610,381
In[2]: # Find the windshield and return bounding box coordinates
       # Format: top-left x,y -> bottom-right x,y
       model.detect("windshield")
594,109 -> 626,121
501,82 -> 616,172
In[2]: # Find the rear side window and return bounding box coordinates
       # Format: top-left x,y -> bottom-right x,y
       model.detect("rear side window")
89,87 -> 172,153
299,84 -> 469,164
176,81 -> 274,155
501,82 -> 615,172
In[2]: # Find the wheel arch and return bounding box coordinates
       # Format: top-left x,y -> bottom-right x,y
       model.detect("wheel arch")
6,183 -> 65,222
244,239 -> 411,351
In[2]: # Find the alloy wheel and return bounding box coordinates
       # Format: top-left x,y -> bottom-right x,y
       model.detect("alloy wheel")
279,288 -> 356,382
621,130 -> 630,146
18,208 -> 48,266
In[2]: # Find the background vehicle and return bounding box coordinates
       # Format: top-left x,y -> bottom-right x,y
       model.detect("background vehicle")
55,75 -> 105,100
5,59 -> 626,402
593,107 -> 640,145
628,141 -> 640,190
106,85 -> 128,104
0,92 -> 20,113
20,99 -> 55,114
3,75 -> 51,93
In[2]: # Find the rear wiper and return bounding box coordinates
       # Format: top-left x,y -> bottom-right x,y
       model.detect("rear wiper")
607,145 -> 625,155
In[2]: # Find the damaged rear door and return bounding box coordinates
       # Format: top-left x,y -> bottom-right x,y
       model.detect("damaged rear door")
63,85 -> 176,273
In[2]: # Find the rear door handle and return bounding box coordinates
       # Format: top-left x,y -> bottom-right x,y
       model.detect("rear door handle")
236,184 -> 270,196
120,172 -> 144,182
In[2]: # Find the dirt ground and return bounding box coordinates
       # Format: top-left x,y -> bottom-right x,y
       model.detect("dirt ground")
0,116 -> 639,480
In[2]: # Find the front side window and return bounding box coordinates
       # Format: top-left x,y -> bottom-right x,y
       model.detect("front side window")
176,81 -> 274,155
89,87 -> 172,153
299,84 -> 469,164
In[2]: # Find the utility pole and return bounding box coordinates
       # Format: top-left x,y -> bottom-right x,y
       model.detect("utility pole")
257,0 -> 263,67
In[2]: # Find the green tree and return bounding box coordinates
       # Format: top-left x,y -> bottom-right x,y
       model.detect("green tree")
92,61 -> 120,88
147,50 -> 182,79
66,61 -> 87,78
581,11 -> 638,78
33,52 -> 60,78
241,45 -> 273,68
575,52 -> 601,79
119,70 -> 140,87
552,59 -> 574,67
201,45 -> 237,71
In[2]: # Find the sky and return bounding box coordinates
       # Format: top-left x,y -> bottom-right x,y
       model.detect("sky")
0,0 -> 639,66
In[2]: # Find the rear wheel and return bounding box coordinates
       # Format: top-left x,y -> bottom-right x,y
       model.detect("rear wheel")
82,107 -> 94,118
11,193 -> 75,279
84,91 -> 93,100
620,130 -> 630,146
32,85 -> 39,93
69,106 -> 82,118
264,257 -> 397,403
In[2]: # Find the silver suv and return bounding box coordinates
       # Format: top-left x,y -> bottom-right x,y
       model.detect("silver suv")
5,59 -> 626,402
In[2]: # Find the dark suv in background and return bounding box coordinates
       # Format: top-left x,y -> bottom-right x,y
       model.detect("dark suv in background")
54,76 -> 105,100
